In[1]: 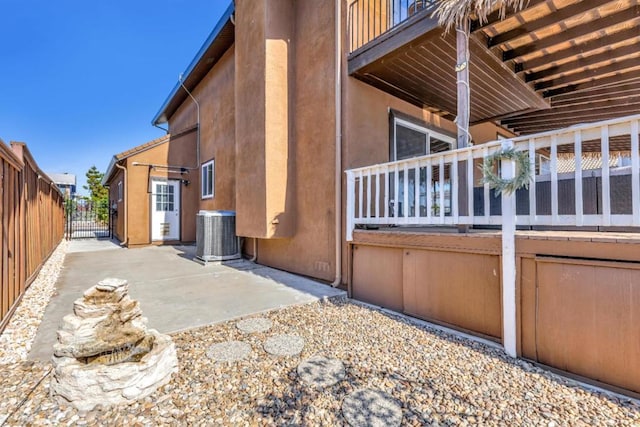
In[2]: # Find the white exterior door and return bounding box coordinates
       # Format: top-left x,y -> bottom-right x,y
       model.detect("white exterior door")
151,179 -> 180,241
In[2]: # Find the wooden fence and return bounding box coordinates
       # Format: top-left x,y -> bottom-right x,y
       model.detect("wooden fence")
0,140 -> 65,333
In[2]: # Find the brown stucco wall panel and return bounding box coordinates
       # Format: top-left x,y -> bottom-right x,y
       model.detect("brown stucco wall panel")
133,148 -> 193,245
235,0 -> 267,238
235,0 -> 297,239
170,47 -> 236,215
234,0 -> 338,280
105,136 -> 198,247
264,0 -> 296,238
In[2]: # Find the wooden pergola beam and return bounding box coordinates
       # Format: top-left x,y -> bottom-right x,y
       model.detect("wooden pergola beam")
503,97 -> 640,124
515,28 -> 640,74
552,88 -> 640,107
488,0 -> 611,48
534,57 -> 640,91
502,6 -> 640,62
505,103 -> 640,130
542,69 -> 640,98
525,43 -> 640,83
513,118 -> 638,134
551,80 -> 640,105
469,0 -> 548,32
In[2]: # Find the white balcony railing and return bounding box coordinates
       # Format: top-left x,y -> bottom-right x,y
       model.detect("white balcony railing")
346,114 -> 640,241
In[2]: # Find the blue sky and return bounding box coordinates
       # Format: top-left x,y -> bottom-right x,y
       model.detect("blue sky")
0,1 -> 230,195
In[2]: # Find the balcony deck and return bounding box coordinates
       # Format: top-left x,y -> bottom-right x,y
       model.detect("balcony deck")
347,0 -> 640,133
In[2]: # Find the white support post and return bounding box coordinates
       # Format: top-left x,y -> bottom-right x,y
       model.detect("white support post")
500,139 -> 517,358
346,171 -> 355,242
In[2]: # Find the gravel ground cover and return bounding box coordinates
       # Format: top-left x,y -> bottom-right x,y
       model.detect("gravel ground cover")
1,293 -> 639,426
0,240 -> 68,365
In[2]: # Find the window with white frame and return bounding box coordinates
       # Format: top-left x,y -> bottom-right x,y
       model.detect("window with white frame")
201,160 -> 214,199
390,115 -> 455,217
117,181 -> 123,202
392,117 -> 454,160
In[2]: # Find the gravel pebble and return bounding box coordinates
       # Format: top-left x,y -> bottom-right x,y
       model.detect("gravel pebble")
263,334 -> 305,357
1,292 -> 639,425
342,388 -> 403,427
236,317 -> 273,334
205,341 -> 251,362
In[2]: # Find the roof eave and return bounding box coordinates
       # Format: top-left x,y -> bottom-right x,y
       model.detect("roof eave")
102,156 -> 119,186
151,2 -> 234,126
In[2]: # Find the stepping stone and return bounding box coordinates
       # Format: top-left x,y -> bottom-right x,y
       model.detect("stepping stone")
206,341 -> 251,362
342,389 -> 403,427
263,334 -> 304,356
297,355 -> 346,388
236,317 -> 273,333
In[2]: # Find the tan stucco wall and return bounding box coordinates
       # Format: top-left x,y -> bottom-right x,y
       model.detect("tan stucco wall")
169,46 -> 236,216
235,0 -> 297,239
144,1 -> 520,282
104,139 -> 198,247
235,0 -> 267,238
256,0 -> 338,281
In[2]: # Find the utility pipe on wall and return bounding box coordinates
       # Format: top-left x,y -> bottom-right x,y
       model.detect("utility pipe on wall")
331,0 -> 343,288
179,74 -> 201,170
114,163 -> 127,246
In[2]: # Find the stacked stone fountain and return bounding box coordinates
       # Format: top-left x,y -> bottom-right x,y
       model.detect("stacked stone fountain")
50,278 -> 178,411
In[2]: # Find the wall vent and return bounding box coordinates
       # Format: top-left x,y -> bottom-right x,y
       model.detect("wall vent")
196,210 -> 241,262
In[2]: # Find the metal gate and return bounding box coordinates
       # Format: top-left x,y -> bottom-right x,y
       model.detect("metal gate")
65,199 -> 112,240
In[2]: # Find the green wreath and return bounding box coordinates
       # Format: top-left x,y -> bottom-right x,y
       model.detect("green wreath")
480,147 -> 533,196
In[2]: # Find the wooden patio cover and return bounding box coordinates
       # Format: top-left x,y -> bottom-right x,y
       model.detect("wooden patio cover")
349,0 -> 640,135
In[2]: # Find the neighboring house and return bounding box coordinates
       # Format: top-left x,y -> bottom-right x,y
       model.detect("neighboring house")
48,172 -> 76,199
102,134 -> 198,247
145,0 -> 639,395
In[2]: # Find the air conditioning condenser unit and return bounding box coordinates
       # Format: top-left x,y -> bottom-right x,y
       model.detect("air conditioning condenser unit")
196,210 -> 241,262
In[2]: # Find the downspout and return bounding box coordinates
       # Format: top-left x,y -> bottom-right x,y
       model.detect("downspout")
249,238 -> 258,262
114,163 -> 128,246
331,0 -> 342,288
179,75 -> 201,170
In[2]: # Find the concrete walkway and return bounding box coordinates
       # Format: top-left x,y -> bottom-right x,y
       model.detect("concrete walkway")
29,240 -> 344,361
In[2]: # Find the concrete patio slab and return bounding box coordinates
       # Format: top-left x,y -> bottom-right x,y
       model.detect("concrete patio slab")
29,243 -> 344,361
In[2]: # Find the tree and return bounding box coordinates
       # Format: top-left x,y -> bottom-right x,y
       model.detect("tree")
84,165 -> 107,200
83,165 -> 109,223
